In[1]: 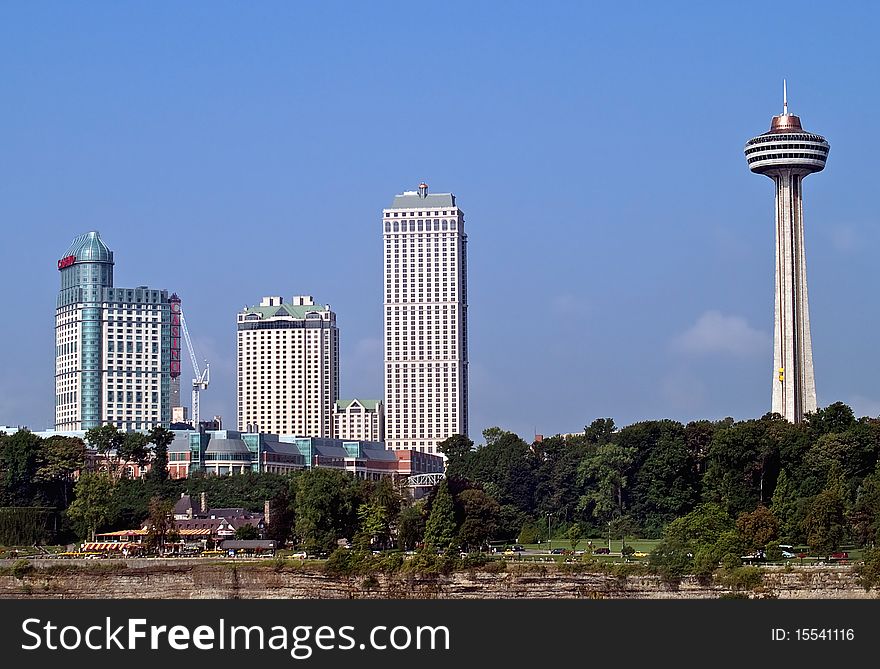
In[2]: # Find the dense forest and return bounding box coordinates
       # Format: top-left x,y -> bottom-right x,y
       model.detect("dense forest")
2,403 -> 880,570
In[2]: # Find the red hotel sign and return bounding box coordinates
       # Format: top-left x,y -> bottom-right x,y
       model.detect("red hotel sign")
57,255 -> 76,270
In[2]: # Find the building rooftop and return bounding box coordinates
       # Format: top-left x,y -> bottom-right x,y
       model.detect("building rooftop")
63,231 -> 114,263
335,399 -> 383,411
240,300 -> 332,320
389,191 -> 456,209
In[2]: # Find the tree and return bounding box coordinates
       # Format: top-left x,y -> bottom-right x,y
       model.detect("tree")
355,501 -> 389,549
802,468 -> 848,556
481,427 -> 507,448
735,506 -> 779,552
85,424 -> 126,479
397,503 -> 426,551
770,469 -> 800,542
456,488 -> 500,551
850,465 -> 880,547
234,524 -> 259,540
806,402 -> 856,437
294,469 -> 364,551
567,524 -> 583,551
118,432 -> 151,474
702,417 -> 781,515
619,420 -> 699,536
0,430 -> 43,506
145,496 -> 178,552
424,480 -> 457,551
265,486 -> 296,547
67,472 -> 115,541
437,434 -> 474,478
147,427 -> 174,483
584,418 -> 616,445
36,436 -> 86,508
577,441 -> 636,523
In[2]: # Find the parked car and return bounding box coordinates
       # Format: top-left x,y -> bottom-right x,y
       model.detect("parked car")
830,551 -> 849,560
511,545 -> 525,552
550,548 -> 565,554
593,547 -> 610,555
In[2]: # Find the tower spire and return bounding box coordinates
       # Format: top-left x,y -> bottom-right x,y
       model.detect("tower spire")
783,79 -> 788,115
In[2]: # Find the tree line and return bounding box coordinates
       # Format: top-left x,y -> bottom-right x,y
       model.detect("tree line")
3,402 -> 880,559
437,402 -> 880,558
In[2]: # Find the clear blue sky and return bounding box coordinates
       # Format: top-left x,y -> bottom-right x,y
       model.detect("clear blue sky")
2,2 -> 879,440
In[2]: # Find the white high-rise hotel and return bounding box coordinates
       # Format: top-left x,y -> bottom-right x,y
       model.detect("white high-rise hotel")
236,295 -> 339,437
383,184 -> 468,455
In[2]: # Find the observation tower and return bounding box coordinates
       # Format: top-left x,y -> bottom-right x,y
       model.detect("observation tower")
745,83 -> 830,422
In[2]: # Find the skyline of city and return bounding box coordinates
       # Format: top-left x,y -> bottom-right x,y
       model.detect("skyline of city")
4,4 -> 880,440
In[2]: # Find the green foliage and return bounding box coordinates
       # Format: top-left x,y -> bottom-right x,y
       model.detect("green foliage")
620,420 -> 700,535
186,472 -> 291,511
146,427 -> 174,483
802,485 -> 847,556
584,418 -> 616,445
577,441 -> 636,522
567,524 -> 583,551
736,506 -> 779,552
482,559 -> 507,574
665,503 -> 734,547
806,402 -> 856,437
702,416 -> 782,515
0,507 -> 55,545
294,469 -> 365,552
234,524 -> 259,540
67,472 -> 115,541
764,542 -> 784,561
0,430 -> 42,506
437,434 -> 474,478
355,502 -> 388,550
770,469 -> 800,542
424,481 -> 457,550
36,436 -> 86,508
856,547 -> 880,590
11,559 -> 33,579
455,488 -> 500,551
396,503 -> 425,550
850,464 -> 880,546
648,542 -> 692,584
145,496 -> 178,551
715,566 -> 764,591
518,520 -> 539,545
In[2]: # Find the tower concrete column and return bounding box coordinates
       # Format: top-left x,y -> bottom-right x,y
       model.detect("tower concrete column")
746,86 -> 829,423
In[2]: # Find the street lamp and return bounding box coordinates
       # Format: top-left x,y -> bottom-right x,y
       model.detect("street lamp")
547,513 -> 553,554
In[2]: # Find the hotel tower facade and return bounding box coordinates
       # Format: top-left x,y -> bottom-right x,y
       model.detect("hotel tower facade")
55,231 -> 178,431
383,184 -> 468,455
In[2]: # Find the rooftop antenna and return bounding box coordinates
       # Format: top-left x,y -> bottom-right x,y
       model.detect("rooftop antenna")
783,79 -> 788,115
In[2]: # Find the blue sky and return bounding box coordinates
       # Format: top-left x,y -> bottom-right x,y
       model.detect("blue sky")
2,2 -> 879,440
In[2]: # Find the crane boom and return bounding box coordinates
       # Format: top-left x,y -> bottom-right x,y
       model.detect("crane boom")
179,310 -> 209,427
180,312 -> 201,379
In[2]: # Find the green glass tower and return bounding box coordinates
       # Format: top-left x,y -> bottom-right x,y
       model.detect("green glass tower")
55,231 -> 176,431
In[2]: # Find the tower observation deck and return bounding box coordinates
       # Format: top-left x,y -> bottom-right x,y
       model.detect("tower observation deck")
745,84 -> 830,423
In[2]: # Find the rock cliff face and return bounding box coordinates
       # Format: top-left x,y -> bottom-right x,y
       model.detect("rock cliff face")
0,562 -> 876,599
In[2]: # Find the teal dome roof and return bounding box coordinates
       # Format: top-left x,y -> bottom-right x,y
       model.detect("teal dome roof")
63,231 -> 113,263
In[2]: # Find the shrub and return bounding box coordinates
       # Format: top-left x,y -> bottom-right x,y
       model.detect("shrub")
856,547 -> 880,590
716,566 -> 764,590
482,559 -> 507,574
11,558 -> 33,580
